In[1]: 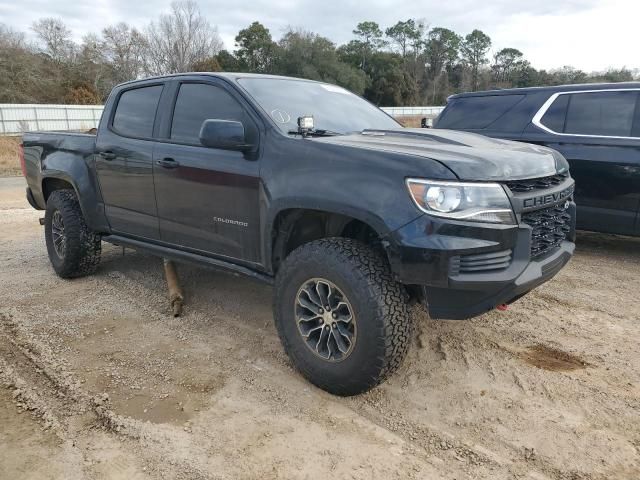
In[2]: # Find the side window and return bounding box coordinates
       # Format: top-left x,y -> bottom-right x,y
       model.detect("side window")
539,94 -> 569,133
633,97 -> 640,137
435,95 -> 525,129
564,91 -> 638,137
171,83 -> 250,144
112,85 -> 163,138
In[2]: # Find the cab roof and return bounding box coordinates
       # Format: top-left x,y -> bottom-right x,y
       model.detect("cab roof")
116,72 -> 322,88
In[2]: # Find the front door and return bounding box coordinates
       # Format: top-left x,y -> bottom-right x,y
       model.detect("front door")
152,81 -> 262,263
95,84 -> 164,239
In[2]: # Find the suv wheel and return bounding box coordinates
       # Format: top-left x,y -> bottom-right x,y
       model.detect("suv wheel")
44,189 -> 101,278
274,238 -> 412,395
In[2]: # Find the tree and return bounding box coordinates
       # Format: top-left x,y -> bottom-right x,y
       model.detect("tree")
275,28 -> 366,94
145,0 -> 222,75
235,21 -> 277,72
460,29 -> 491,91
101,23 -> 147,82
593,68 -> 634,83
510,62 -> 539,87
0,24 -> 44,102
425,28 -> 461,75
215,50 -> 241,71
31,18 -> 74,63
0,24 -> 26,50
1,16 -> 639,106
383,19 -> 427,104
424,27 -> 461,103
337,40 -> 365,69
191,56 -> 222,72
351,21 -> 385,69
76,33 -> 113,100
491,47 -> 526,86
64,84 -> 102,104
364,51 -> 412,106
385,19 -> 425,59
548,66 -> 588,85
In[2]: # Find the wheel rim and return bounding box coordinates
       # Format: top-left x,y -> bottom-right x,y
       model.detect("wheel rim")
51,210 -> 66,258
294,278 -> 357,362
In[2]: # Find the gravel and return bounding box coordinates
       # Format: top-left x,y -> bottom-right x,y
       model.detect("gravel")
1,177 -> 639,479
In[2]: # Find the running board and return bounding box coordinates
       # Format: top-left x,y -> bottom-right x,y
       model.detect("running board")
101,234 -> 273,285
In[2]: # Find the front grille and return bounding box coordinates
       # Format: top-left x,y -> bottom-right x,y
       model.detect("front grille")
506,172 -> 569,193
521,205 -> 572,258
450,249 -> 513,275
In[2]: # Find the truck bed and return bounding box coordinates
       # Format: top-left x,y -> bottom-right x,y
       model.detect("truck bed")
22,131 -> 98,211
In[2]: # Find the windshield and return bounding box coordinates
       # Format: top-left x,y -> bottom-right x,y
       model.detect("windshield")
237,77 -> 400,135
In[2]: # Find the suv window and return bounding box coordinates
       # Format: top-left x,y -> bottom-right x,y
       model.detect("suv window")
171,83 -> 247,144
564,91 -> 638,137
540,94 -> 569,133
112,85 -> 163,138
435,94 -> 525,129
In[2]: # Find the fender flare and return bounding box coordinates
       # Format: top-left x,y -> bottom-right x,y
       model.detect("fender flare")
40,165 -> 110,233
263,198 -> 395,273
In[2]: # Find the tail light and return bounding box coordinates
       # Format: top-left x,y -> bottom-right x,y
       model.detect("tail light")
19,143 -> 26,177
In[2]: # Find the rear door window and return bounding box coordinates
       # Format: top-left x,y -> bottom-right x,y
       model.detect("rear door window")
112,85 -> 163,138
564,91 -> 638,137
435,95 -> 525,129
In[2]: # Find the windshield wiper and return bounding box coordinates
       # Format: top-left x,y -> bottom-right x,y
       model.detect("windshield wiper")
314,129 -> 342,136
287,129 -> 342,137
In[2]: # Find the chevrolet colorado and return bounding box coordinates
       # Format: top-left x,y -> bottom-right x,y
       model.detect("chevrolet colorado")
21,73 -> 576,395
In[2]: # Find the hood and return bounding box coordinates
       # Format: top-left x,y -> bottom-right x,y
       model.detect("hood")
314,128 -> 568,181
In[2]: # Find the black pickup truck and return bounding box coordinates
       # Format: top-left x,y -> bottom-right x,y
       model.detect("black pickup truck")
22,73 -> 576,395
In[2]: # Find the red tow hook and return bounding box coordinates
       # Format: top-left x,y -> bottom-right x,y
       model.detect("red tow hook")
496,304 -> 509,311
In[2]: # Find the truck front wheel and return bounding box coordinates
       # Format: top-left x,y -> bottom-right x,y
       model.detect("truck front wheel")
273,238 -> 413,396
44,189 -> 101,278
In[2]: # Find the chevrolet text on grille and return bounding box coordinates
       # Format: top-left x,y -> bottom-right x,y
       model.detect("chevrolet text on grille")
523,185 -> 575,210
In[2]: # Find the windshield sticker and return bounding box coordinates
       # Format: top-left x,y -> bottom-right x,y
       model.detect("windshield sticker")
320,84 -> 350,95
271,109 -> 291,124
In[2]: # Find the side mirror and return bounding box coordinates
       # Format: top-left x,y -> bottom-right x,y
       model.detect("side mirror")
199,119 -> 253,151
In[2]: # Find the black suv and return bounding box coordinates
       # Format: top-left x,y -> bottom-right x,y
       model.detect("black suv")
435,83 -> 640,236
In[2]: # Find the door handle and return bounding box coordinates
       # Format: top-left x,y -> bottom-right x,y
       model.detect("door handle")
98,151 -> 116,160
156,157 -> 180,169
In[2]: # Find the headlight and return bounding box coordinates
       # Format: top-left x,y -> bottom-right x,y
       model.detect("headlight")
406,179 -> 516,224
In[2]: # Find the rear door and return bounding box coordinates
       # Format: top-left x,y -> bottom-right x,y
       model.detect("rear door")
95,83 -> 164,239
152,79 -> 262,263
524,89 -> 640,235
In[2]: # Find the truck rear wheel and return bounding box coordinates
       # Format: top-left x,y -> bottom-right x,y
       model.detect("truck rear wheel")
273,238 -> 412,396
44,189 -> 101,278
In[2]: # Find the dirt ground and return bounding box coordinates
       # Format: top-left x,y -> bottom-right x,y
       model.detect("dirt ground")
0,176 -> 638,480
0,137 -> 21,176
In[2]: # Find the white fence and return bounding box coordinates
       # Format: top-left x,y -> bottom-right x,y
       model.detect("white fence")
381,106 -> 444,117
0,104 -> 104,135
0,104 -> 444,135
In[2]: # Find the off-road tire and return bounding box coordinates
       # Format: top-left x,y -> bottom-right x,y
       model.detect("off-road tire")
273,238 -> 412,396
44,189 -> 101,278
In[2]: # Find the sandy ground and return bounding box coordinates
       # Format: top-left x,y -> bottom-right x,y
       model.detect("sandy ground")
0,176 -> 638,480
0,136 -> 21,177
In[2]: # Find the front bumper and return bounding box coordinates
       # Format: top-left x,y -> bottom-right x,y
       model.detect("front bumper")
420,241 -> 573,319
386,202 -> 576,319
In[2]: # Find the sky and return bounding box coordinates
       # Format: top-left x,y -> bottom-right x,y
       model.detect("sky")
0,0 -> 637,73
